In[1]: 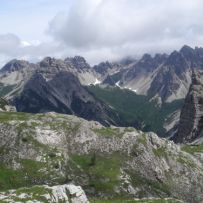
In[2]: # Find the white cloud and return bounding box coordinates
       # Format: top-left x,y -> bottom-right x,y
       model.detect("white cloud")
20,41 -> 32,47
0,34 -> 21,54
1,0 -> 203,66
0,34 -> 65,67
48,0 -> 203,63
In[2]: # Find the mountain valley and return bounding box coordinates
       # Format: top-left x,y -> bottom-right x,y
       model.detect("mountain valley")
1,45 -> 203,136
0,45 -> 203,203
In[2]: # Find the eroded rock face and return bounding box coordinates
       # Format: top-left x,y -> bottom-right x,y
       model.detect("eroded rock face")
0,184 -> 89,203
65,56 -> 91,71
174,70 -> 203,143
1,45 -> 201,105
0,59 -> 36,73
93,61 -> 123,78
0,112 -> 202,203
0,56 -> 98,102
13,72 -> 122,126
148,51 -> 192,103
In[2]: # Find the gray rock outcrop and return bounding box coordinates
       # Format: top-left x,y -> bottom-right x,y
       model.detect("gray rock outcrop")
0,112 -> 202,203
174,70 -> 203,143
0,184 -> 89,203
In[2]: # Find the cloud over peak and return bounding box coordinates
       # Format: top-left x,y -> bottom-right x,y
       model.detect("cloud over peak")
1,0 -> 203,65
49,0 -> 203,49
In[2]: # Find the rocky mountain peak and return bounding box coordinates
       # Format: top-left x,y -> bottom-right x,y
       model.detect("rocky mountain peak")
166,50 -> 184,64
154,53 -> 168,62
135,53 -> 158,71
39,57 -> 66,69
65,56 -> 91,70
139,53 -> 168,68
73,55 -> 87,62
165,50 -> 189,75
93,61 -> 121,76
180,45 -> 194,54
195,46 -> 203,58
0,59 -> 31,73
179,45 -> 201,67
142,53 -> 152,60
94,61 -> 112,73
39,57 -> 54,66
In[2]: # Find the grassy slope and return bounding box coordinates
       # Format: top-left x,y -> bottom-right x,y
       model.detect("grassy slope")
0,112 -> 67,191
182,144 -> 203,154
0,111 -> 197,203
87,86 -> 184,137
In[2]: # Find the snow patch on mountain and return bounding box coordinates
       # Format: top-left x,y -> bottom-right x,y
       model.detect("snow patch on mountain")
94,78 -> 101,85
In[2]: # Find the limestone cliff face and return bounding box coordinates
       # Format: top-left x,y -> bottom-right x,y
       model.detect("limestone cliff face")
0,112 -> 202,203
174,70 -> 203,143
0,184 -> 89,203
1,45 -> 202,105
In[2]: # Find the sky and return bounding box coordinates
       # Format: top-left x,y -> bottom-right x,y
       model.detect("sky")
1,0 -> 203,66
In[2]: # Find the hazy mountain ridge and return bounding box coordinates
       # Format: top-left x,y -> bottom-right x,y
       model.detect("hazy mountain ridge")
1,45 -> 203,104
0,45 -> 203,137
0,46 -> 203,202
105,45 -> 203,104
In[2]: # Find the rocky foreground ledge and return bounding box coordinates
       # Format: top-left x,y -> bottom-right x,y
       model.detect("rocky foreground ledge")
0,184 -> 89,203
0,112 -> 202,203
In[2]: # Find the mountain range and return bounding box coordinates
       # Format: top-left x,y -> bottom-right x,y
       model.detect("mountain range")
1,45 -> 203,137
0,45 -> 203,202
2,45 -> 203,101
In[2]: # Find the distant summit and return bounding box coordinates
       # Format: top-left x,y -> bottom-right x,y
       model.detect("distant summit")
1,59 -> 34,73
